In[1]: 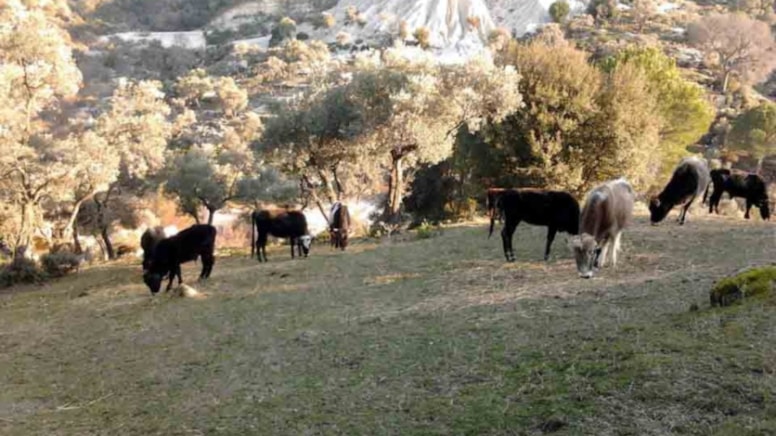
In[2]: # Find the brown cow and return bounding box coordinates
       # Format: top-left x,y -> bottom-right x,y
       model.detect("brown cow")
569,178 -> 635,278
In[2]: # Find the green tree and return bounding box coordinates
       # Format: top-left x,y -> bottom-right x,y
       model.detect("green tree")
549,0 -> 571,23
728,102 -> 776,172
269,17 -> 297,47
601,46 -> 714,180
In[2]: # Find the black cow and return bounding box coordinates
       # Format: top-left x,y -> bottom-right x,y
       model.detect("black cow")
251,209 -> 312,262
649,157 -> 710,225
703,168 -> 731,213
142,224 -> 216,295
705,169 -> 770,220
488,188 -> 580,262
140,226 -> 166,271
328,202 -> 351,250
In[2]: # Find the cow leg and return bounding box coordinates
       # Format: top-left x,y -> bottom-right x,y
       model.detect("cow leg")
544,227 -> 557,261
710,190 -> 723,214
200,252 -> 214,279
745,198 -> 753,219
257,232 -> 268,263
501,220 -> 518,262
290,238 -> 296,259
679,197 -> 694,225
596,239 -> 609,269
612,232 -> 622,267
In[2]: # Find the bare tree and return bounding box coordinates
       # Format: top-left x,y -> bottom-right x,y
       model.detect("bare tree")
687,13 -> 776,92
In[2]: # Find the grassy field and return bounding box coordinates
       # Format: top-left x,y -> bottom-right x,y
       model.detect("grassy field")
1,213 -> 776,435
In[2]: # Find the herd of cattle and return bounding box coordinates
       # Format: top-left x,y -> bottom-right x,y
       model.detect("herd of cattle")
139,157 -> 771,294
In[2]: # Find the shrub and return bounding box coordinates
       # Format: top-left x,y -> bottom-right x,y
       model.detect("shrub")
710,265 -> 776,307
414,26 -> 431,49
269,17 -> 297,47
319,12 -> 336,29
549,0 -> 571,23
41,252 -> 83,278
415,220 -> 442,240
0,258 -> 47,288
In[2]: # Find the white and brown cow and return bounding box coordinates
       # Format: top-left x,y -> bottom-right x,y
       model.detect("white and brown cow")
569,178 -> 635,279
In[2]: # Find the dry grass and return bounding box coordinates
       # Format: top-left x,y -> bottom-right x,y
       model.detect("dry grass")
1,212 -> 776,435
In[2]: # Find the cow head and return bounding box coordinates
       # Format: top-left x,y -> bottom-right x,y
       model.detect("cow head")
299,235 -> 313,257
760,202 -> 771,221
143,271 -> 163,295
568,233 -> 599,279
648,197 -> 669,224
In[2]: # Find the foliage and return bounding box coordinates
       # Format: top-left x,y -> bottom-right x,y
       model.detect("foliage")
710,265 -> 776,307
269,17 -> 297,48
40,251 -> 82,278
414,220 -> 442,239
687,13 -> 776,92
588,0 -> 618,21
489,37 -> 664,194
549,0 -> 571,24
631,0 -> 657,31
317,12 -> 336,29
414,27 -> 431,49
728,102 -> 776,169
404,162 -> 458,224
0,258 -> 46,288
601,46 -> 714,180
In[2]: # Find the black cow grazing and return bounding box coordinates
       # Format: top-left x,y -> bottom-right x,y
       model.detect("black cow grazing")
251,209 -> 312,262
488,188 -> 580,262
706,170 -> 770,220
703,168 -> 731,212
140,226 -> 166,271
142,224 -> 216,295
328,202 -> 351,250
569,178 -> 635,279
649,157 -> 710,225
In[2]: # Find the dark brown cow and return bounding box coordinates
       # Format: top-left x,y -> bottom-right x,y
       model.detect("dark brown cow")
649,157 -> 710,225
705,169 -> 770,220
488,188 -> 580,262
328,202 -> 351,250
251,209 -> 312,262
140,226 -> 166,272
569,178 -> 635,278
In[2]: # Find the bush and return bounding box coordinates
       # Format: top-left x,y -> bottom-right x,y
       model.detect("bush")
549,0 -> 571,23
0,258 -> 47,288
41,252 -> 83,278
710,265 -> 776,307
269,17 -> 297,47
415,220 -> 442,240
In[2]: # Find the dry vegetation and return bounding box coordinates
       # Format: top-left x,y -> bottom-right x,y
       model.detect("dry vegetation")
1,211 -> 775,434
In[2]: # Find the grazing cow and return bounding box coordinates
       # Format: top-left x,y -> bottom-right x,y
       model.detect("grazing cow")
488,188 -> 580,262
328,202 -> 351,250
649,157 -> 710,225
251,209 -> 312,262
140,226 -> 166,271
142,224 -> 216,295
703,168 -> 731,212
705,170 -> 770,220
569,178 -> 635,279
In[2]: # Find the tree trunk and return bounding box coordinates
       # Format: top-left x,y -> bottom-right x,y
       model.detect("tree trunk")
722,70 -> 731,93
757,156 -> 764,174
386,156 -> 404,222
72,218 -> 82,254
207,208 -> 216,225
13,200 -> 35,260
101,226 -> 115,260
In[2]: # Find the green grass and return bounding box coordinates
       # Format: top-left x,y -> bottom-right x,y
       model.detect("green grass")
1,214 -> 776,435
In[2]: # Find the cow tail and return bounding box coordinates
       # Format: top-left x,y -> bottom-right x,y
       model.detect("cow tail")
702,181 -> 710,205
250,212 -> 255,259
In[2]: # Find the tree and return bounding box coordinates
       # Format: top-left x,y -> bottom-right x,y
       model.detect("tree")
588,0 -> 618,22
728,102 -> 776,172
687,13 -> 776,92
269,17 -> 297,47
414,27 -> 431,50
167,72 -> 263,223
351,57 -> 522,220
0,0 -> 83,258
93,79 -> 172,258
549,0 -> 571,24
601,46 -> 714,180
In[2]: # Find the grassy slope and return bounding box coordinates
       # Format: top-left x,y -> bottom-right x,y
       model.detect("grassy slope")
1,214 -> 776,435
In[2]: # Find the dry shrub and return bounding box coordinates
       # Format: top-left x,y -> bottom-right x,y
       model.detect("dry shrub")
41,252 -> 82,278
0,258 -> 47,288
